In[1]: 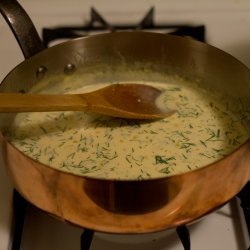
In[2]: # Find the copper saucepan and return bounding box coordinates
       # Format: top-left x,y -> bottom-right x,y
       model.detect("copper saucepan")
0,0 -> 250,234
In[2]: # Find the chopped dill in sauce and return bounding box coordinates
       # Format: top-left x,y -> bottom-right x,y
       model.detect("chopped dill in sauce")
5,80 -> 248,180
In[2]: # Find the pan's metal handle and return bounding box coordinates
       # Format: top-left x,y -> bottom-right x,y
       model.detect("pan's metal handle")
0,0 -> 45,59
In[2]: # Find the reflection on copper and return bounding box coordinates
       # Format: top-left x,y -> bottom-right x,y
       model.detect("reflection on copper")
83,177 -> 181,214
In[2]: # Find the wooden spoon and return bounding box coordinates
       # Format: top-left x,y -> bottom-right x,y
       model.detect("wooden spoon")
0,83 -> 175,119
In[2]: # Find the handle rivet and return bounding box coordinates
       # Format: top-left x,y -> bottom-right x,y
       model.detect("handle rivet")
64,63 -> 76,75
36,66 -> 47,79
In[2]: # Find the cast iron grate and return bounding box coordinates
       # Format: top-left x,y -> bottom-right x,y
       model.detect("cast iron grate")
42,7 -> 206,47
237,182 -> 250,236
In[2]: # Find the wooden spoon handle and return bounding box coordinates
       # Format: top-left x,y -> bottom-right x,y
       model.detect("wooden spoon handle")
0,93 -> 89,112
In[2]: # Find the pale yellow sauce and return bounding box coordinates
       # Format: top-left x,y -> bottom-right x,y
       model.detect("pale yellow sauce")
5,81 -> 248,180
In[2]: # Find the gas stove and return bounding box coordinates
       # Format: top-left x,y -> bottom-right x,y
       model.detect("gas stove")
0,1 -> 250,250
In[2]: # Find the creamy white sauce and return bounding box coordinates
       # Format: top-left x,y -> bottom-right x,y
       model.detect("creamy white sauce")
5,80 -> 248,180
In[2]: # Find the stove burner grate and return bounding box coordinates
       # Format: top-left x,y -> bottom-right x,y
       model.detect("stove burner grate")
42,7 -> 205,47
